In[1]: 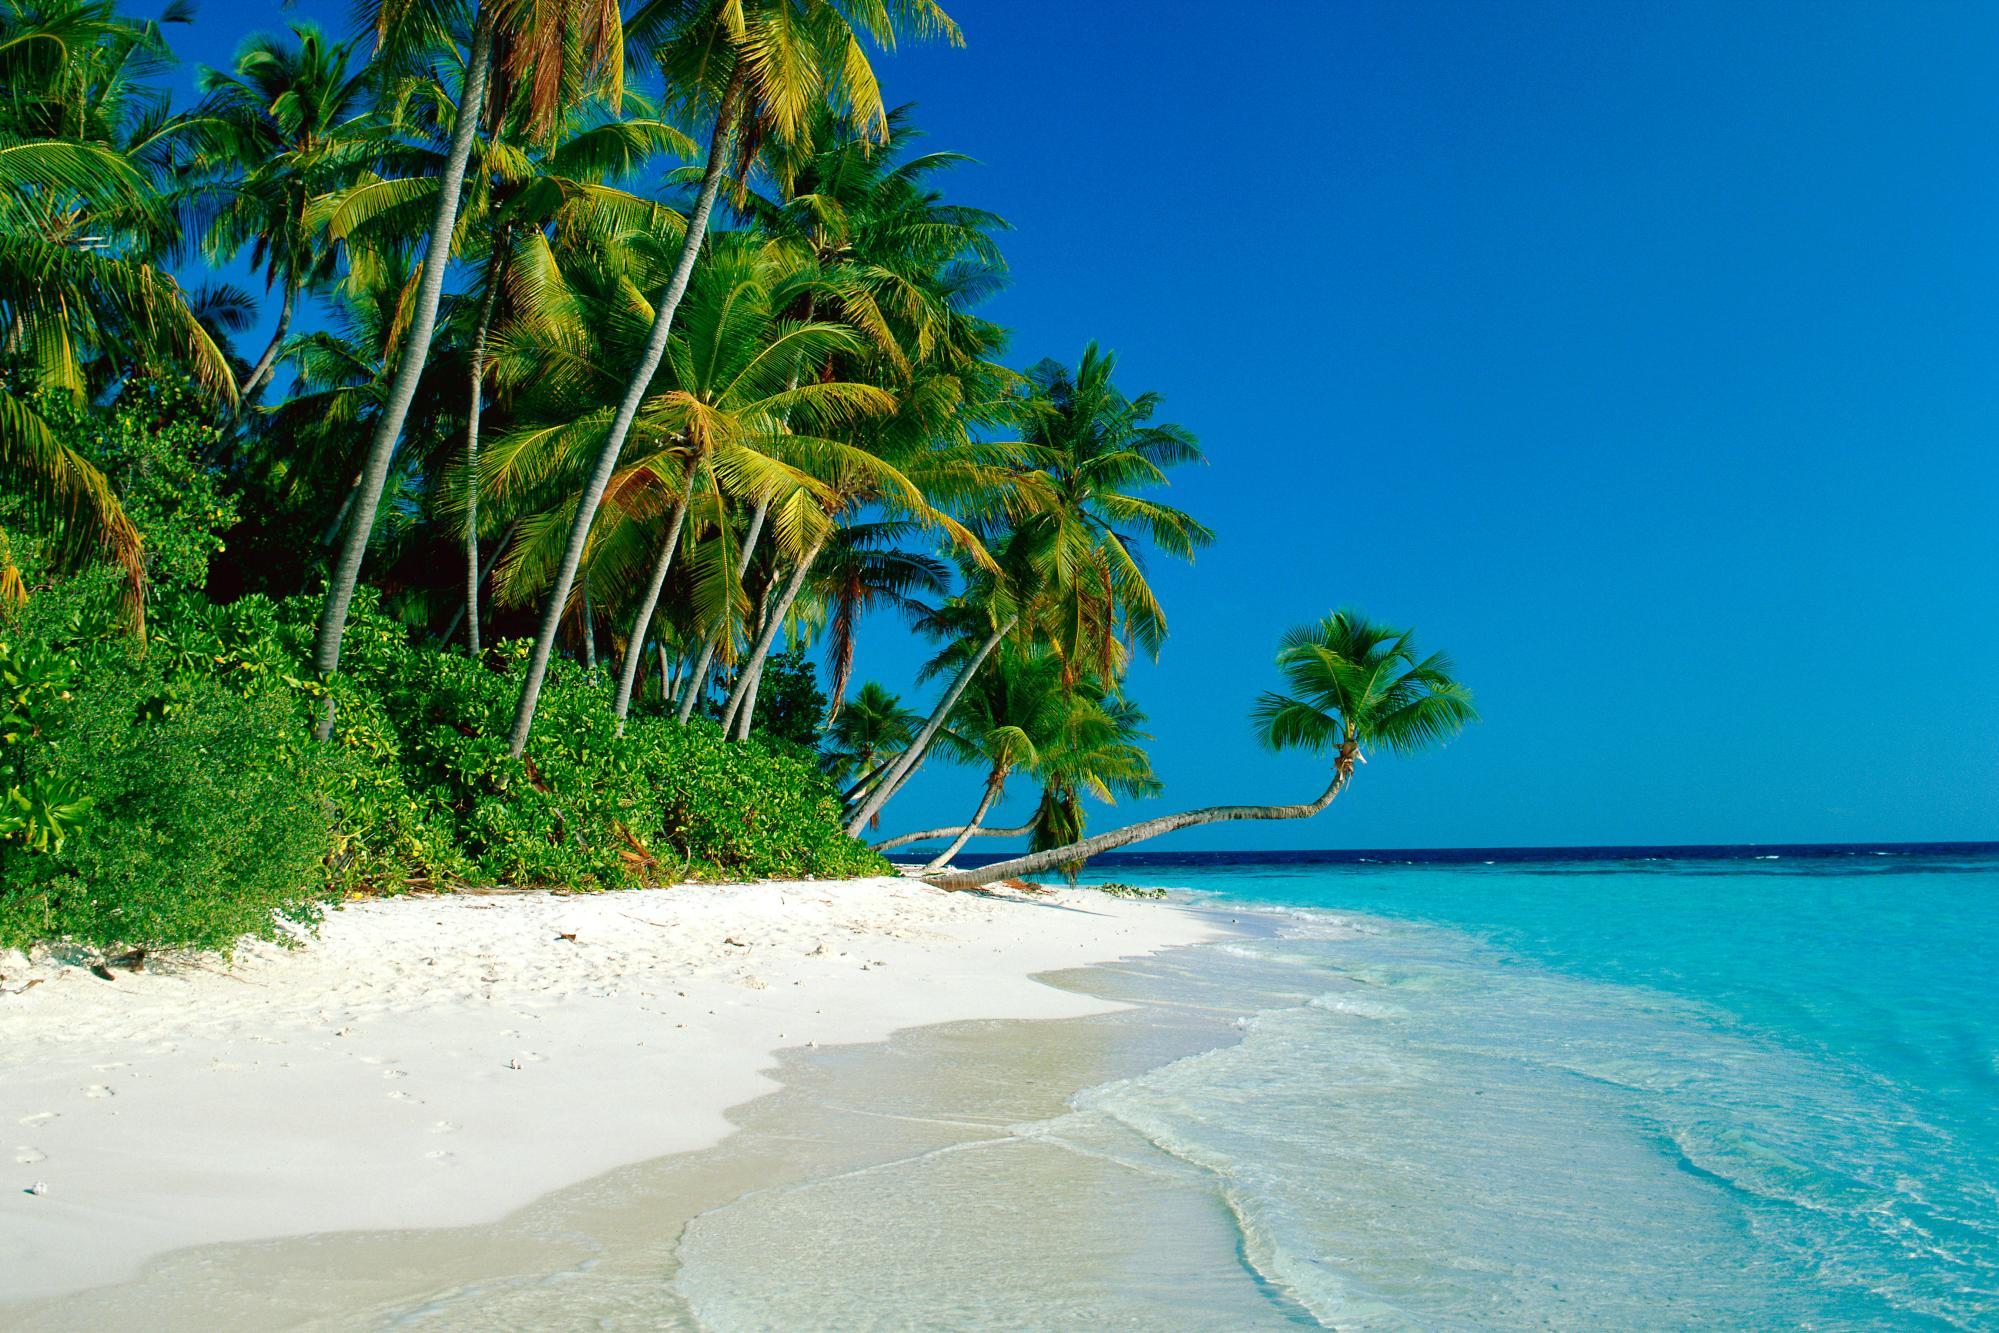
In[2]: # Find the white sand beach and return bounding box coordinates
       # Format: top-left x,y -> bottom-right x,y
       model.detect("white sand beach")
0,877 -> 1220,1303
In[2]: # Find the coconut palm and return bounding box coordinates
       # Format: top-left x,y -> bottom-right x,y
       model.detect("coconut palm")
505,0 -> 963,758
819,680 -> 918,827
196,24 -> 371,413
479,228 -> 888,732
0,0 -> 235,625
846,342 -> 1209,834
931,611 -> 1477,888
913,646 -> 1063,871
312,0 -> 625,738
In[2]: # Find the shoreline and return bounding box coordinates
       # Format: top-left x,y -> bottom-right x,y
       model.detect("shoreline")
0,876 -> 1227,1305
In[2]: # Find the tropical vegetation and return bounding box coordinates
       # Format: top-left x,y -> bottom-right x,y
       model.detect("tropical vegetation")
0,0 -> 1471,951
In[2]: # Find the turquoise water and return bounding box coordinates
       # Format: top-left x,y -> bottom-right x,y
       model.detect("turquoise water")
1067,848 -> 1999,1327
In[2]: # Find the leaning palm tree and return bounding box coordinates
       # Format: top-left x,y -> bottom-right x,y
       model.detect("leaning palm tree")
930,611 -> 1477,888
311,0 -> 624,738
820,679 -> 919,807
847,342 -> 1211,834
505,0 -> 963,758
915,646 -> 1065,871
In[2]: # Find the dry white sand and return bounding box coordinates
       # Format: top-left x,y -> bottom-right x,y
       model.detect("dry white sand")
0,876 -> 1221,1302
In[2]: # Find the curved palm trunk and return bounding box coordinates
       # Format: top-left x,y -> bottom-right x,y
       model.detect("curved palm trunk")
719,533 -> 825,740
611,479 -> 697,732
235,280 -> 295,417
313,9 -> 495,740
506,66 -> 746,758
921,768 -> 1008,872
719,527 -> 819,739
462,226 -> 509,655
932,749 -> 1360,889
727,659 -> 763,740
438,519 -> 513,645
841,753 -> 900,805
580,575 -> 597,671
845,616 -> 1016,835
873,816 -> 1035,852
675,494 -> 770,724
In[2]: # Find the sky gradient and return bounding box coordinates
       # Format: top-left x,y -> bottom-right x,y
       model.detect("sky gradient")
182,1 -> 1999,849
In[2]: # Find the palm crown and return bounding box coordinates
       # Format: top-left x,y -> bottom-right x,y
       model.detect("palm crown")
1252,610 -> 1478,767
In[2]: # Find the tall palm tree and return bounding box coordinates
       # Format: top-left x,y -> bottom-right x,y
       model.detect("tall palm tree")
479,229 -> 887,732
708,108 -> 1010,737
312,0 -> 623,738
505,0 -> 963,758
0,0 -> 235,625
847,343 -> 1210,834
931,611 -> 1476,887
196,23 -> 370,413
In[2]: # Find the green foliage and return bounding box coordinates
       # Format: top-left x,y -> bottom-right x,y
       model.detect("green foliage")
26,375 -> 239,595
92,376 -> 239,593
753,644 -> 827,749
0,570 -> 886,951
0,575 -> 338,952
1091,881 -> 1165,900
0,636 -> 92,853
316,602 -> 883,889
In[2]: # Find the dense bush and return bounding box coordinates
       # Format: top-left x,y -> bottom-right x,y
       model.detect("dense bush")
0,573 -> 887,952
0,579 -> 339,951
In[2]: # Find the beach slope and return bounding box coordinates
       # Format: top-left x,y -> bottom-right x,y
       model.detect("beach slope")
0,877 -> 1218,1301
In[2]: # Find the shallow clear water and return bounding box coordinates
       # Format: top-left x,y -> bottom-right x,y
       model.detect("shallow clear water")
1055,848 -> 1999,1328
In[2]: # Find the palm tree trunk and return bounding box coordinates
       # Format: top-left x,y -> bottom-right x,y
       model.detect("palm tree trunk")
505,64 -> 746,758
437,520 -> 513,646
581,574 -> 597,671
462,225 -> 508,656
313,8 -> 495,741
718,532 -> 825,739
846,616 -> 1015,835
841,754 -> 899,805
921,768 -> 1007,872
677,493 -> 769,723
611,479 -> 697,732
931,750 -> 1359,889
235,279 -> 294,417
728,659 -> 764,740
872,817 -> 1035,852
658,642 -> 674,701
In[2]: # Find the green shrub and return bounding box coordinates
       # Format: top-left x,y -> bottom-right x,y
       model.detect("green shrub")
0,569 -> 887,951
0,582 -> 339,952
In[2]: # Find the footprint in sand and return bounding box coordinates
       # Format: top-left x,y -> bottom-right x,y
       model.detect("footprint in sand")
425,1150 -> 457,1164
90,1062 -> 129,1073
382,1069 -> 408,1079
14,1147 -> 45,1165
386,1090 -> 412,1101
19,1112 -> 56,1128
82,1085 -> 115,1099
429,1120 -> 458,1134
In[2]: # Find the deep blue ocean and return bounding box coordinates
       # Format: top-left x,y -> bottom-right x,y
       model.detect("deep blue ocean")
958,843 -> 1999,1327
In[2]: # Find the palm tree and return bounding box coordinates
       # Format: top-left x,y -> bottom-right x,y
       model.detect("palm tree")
0,0 -> 235,625
846,342 -> 1210,834
311,0 -> 623,738
819,680 -> 918,827
196,23 -> 370,413
706,108 -> 1010,738
505,0 -> 963,758
479,230 -> 886,733
930,611 -> 1477,888
914,646 -> 1063,871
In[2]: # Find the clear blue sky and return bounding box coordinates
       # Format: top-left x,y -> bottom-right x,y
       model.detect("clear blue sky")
182,1 -> 1999,849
